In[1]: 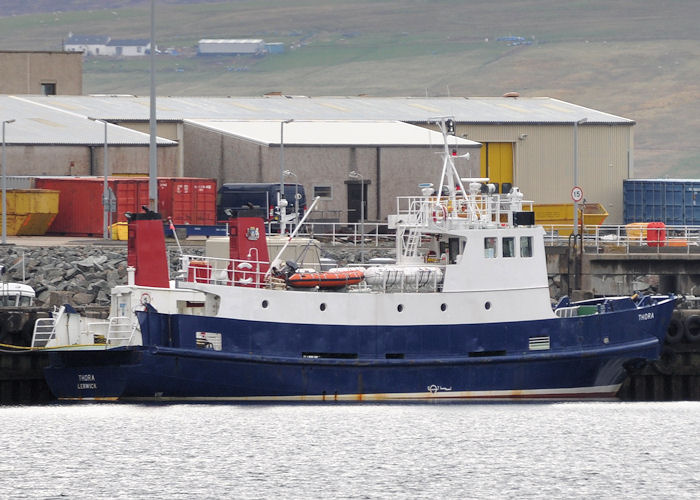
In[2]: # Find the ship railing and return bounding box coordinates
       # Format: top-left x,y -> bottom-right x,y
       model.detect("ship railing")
31,318 -> 56,348
178,253 -> 446,293
554,306 -> 578,318
179,254 -> 270,288
394,194 -> 534,227
301,221 -> 394,247
105,316 -> 138,346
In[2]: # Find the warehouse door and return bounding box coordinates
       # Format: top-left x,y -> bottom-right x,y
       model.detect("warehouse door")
480,142 -> 514,194
347,182 -> 367,223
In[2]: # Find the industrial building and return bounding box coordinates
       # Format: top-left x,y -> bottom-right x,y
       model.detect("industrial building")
0,51 -> 83,95
197,39 -> 265,55
0,95 -> 635,222
0,95 -> 176,178
183,119 -> 479,221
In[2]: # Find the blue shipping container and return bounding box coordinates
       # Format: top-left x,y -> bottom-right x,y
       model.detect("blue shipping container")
623,179 -> 700,225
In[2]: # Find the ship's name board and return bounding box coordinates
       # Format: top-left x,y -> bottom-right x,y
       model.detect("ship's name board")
77,373 -> 97,390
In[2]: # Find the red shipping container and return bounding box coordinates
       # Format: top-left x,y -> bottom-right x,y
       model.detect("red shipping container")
157,177 -> 217,225
36,177 -> 149,236
36,176 -> 216,236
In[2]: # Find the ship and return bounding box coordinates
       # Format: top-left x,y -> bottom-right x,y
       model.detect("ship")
35,119 -> 677,402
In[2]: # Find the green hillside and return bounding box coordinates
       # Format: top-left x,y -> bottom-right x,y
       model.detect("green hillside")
1,0 -> 699,178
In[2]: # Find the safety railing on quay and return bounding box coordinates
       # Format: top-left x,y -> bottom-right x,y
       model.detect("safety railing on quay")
299,221 -> 395,247
541,224 -> 700,255
300,221 -> 700,255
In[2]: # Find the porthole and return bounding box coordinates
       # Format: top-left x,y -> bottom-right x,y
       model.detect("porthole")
320,303 -> 327,311
440,303 -> 447,312
397,304 -> 404,312
485,301 -> 491,310
262,300 -> 268,308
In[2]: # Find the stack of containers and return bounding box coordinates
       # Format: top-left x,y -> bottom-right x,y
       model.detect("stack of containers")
35,177 -> 217,236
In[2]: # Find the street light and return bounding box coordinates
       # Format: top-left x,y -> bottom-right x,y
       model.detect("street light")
283,169 -> 298,232
279,119 -> 294,235
573,118 -> 587,236
348,170 -> 365,263
2,119 -> 16,245
90,118 -> 110,239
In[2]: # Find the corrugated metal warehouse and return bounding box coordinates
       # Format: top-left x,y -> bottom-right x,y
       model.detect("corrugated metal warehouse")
183,119 -> 480,221
2,95 -> 636,222
0,95 -> 177,177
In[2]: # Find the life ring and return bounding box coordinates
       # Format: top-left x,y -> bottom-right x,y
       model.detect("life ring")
140,292 -> 152,306
684,315 -> 700,343
665,317 -> 684,344
432,204 -> 447,224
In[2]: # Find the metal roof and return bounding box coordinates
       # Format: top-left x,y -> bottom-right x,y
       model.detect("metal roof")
185,119 -> 481,147
65,35 -> 110,45
107,39 -> 150,47
0,95 -> 176,146
198,39 -> 264,44
18,95 -> 634,125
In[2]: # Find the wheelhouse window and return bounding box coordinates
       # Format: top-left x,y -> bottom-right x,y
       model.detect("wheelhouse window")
502,237 -> 515,258
484,237 -> 497,258
520,236 -> 533,257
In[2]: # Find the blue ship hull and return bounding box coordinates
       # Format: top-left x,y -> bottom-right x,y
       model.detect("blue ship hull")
43,296 -> 675,402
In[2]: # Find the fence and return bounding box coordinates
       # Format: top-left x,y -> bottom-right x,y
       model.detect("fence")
300,222 -> 700,255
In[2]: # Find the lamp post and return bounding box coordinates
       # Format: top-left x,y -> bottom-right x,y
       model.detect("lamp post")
90,118 -> 110,239
2,119 -> 15,245
573,118 -> 587,236
279,119 -> 294,235
349,170 -> 364,263
283,169 -> 298,231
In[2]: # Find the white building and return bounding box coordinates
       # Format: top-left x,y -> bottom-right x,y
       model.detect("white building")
198,39 -> 265,55
105,39 -> 151,57
63,34 -> 151,57
63,34 -> 110,56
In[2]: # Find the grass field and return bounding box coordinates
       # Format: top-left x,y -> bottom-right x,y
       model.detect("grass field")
1,0 -> 699,178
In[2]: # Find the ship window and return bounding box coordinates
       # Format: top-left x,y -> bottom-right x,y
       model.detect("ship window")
320,303 -> 327,311
502,237 -> 515,258
262,300 -> 269,308
484,237 -> 497,258
397,304 -> 404,312
520,236 -> 533,257
485,301 -> 491,310
440,303 -> 447,312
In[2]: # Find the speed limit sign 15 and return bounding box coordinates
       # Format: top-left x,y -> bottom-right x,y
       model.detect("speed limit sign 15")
571,186 -> 584,203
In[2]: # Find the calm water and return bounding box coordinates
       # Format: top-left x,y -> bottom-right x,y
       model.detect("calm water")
0,402 -> 698,499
